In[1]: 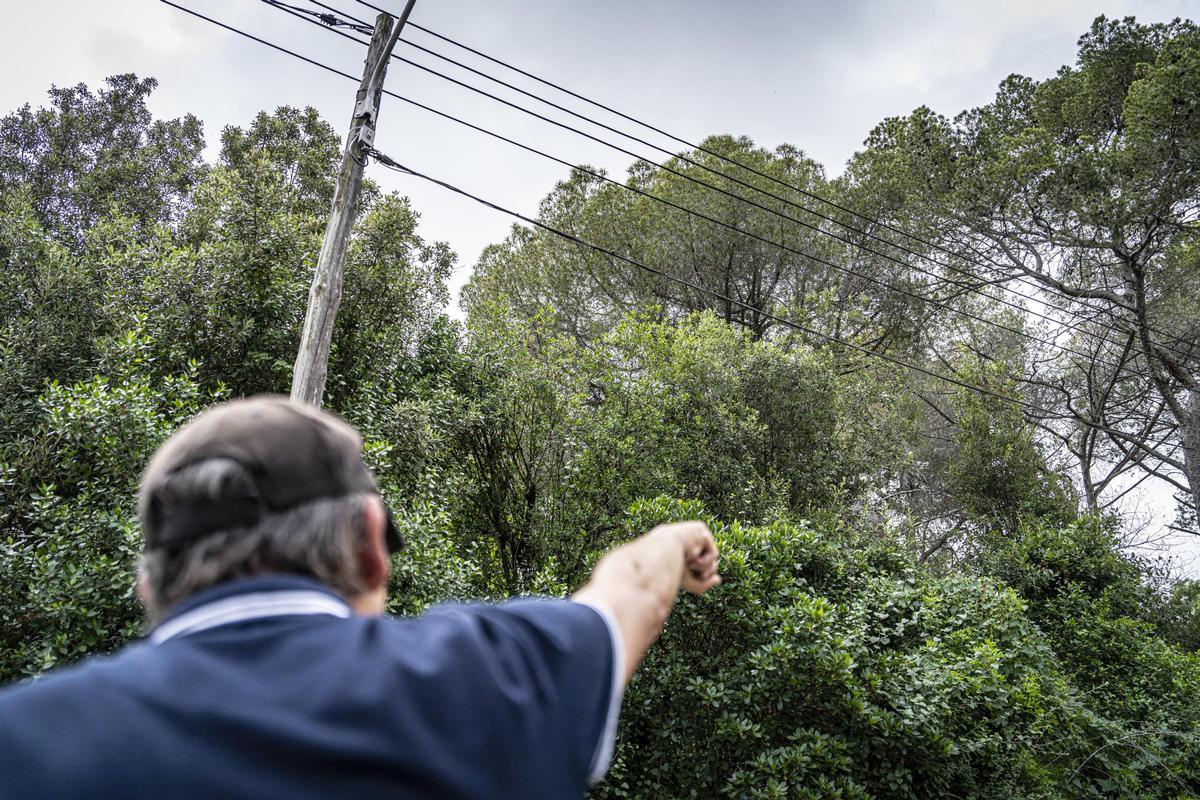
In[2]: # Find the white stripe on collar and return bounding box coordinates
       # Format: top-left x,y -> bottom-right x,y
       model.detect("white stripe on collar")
151,590 -> 352,644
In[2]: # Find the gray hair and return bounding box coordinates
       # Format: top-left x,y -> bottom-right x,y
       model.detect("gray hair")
138,458 -> 371,623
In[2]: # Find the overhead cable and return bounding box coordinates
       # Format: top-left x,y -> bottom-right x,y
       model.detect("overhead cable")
260,0 -> 1143,373
160,0 -> 1184,459
353,0 -> 1195,356
364,148 -> 1182,454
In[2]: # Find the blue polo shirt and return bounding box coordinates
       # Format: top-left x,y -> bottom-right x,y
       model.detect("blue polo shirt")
0,575 -> 624,799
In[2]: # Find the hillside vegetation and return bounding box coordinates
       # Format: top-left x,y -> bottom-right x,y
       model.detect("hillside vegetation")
2,16 -> 1199,798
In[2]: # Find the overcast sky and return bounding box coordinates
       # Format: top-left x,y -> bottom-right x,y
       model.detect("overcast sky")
4,0 -> 1200,571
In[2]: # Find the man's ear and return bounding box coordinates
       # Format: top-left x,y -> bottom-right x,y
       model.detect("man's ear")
358,495 -> 391,592
136,570 -> 153,608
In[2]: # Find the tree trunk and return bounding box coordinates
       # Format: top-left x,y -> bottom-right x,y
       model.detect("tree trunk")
1181,389 -> 1200,525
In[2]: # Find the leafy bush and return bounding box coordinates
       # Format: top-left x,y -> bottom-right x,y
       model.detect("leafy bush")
979,518 -> 1200,792
594,498 -> 1200,799
0,331 -> 217,678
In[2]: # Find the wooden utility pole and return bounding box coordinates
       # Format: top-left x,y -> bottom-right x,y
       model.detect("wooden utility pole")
291,2 -> 416,407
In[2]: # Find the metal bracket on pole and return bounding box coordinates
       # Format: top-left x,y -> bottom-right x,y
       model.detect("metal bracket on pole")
355,120 -> 377,152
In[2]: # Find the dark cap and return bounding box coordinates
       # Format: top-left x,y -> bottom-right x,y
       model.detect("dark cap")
139,396 -> 403,552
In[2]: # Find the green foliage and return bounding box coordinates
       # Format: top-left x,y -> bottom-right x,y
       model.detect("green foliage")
978,517 -> 1146,618
0,187 -> 102,437
327,194 -> 456,409
947,359 -> 1077,534
4,57 -> 1200,800
0,330 -> 218,678
464,135 -> 926,353
443,308 -> 917,593
1157,579 -> 1200,652
216,106 -> 339,218
0,79 -> 462,680
982,517 -> 1200,719
596,498 -> 1200,799
0,74 -> 205,242
385,500 -> 482,616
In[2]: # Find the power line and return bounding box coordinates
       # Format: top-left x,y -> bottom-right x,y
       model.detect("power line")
394,6 -> 926,253
262,0 -> 373,34
160,0 -> 361,83
355,0 -> 1196,357
368,151 -> 1035,405
259,0 -> 1141,374
366,148 -> 1185,455
160,0 -> 1184,459
321,3 -> 1176,358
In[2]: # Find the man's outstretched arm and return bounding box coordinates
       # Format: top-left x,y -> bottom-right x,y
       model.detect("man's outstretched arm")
573,521 -> 720,684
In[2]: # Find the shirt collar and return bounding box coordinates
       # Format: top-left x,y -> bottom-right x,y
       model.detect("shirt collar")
150,575 -> 352,645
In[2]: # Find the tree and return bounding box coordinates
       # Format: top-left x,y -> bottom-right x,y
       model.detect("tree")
849,17 -> 1200,530
0,74 -> 205,245
464,136 -> 928,353
947,358 -> 1077,537
0,188 -> 101,438
326,193 -> 455,407
0,330 -> 218,679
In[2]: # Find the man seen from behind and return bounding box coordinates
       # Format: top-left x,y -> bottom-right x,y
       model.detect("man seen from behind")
0,396 -> 721,799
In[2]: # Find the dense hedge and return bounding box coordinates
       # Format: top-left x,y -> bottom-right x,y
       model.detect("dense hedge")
596,499 -> 1200,799
2,344 -> 1199,796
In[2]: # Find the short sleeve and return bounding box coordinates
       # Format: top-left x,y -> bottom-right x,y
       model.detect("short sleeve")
569,599 -> 624,782
414,597 -> 624,789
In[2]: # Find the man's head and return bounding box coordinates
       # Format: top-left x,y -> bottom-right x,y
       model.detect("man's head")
136,397 -> 402,621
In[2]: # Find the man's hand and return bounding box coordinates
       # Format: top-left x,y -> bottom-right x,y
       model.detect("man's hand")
654,522 -> 721,595
574,520 -> 722,684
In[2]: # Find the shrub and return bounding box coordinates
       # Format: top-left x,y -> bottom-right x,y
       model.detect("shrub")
0,330 -> 217,679
593,498 -> 1200,799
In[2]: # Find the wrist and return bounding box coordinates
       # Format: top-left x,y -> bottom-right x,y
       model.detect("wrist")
649,523 -> 687,551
